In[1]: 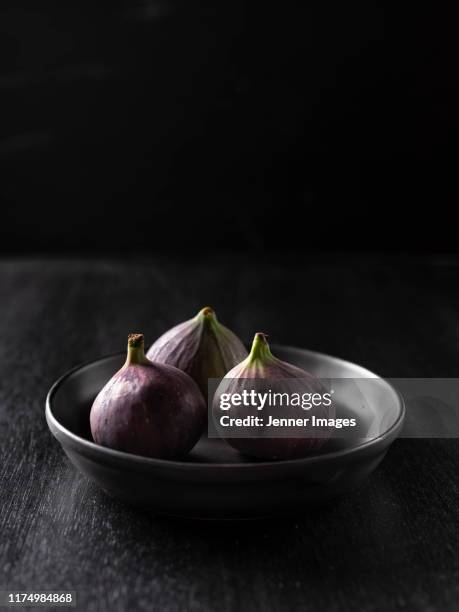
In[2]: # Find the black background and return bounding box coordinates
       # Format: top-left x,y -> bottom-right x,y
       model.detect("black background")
0,5 -> 459,612
1,2 -> 457,253
1,6 -> 459,611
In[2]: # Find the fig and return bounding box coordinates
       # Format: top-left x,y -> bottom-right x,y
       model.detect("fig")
213,333 -> 333,460
90,333 -> 206,459
147,307 -> 248,398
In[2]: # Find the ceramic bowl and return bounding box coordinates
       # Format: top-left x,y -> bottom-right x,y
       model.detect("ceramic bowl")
45,346 -> 404,519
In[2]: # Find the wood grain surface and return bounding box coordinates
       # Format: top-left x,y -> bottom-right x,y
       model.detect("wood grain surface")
0,255 -> 458,611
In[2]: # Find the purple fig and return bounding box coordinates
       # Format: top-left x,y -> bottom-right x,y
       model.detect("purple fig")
147,307 -> 248,398
213,333 -> 333,460
90,334 -> 206,459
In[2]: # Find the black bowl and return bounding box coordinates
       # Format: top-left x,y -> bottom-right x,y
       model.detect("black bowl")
45,346 -> 404,519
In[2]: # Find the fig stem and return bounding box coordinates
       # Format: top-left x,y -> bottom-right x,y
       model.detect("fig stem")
198,306 -> 215,319
126,333 -> 149,365
197,306 -> 219,330
248,332 -> 274,364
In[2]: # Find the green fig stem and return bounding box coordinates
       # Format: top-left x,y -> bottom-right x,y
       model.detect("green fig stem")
126,333 -> 149,365
248,332 -> 274,364
196,306 -> 219,329
198,306 -> 215,319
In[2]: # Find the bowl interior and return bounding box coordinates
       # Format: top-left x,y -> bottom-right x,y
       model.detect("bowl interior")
49,346 -> 402,464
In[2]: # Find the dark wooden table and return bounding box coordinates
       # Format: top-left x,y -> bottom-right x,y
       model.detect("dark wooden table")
1,254 -> 458,611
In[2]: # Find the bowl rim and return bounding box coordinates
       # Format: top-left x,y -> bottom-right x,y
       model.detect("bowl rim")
45,346 -> 405,472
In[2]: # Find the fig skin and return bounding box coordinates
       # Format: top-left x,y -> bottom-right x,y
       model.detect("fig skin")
147,307 -> 248,399
90,334 -> 206,459
213,333 -> 333,461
